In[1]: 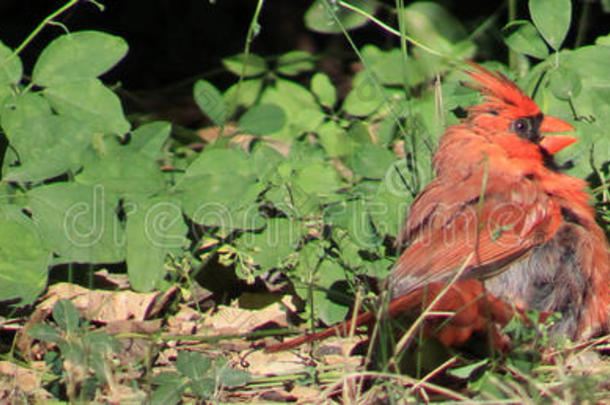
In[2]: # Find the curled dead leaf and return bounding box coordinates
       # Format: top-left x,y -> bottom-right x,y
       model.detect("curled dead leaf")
0,361 -> 49,396
38,282 -> 163,323
203,296 -> 293,336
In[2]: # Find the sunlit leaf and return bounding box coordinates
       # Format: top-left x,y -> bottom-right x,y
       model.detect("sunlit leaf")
502,20 -> 549,59
194,80 -> 226,125
304,0 -> 378,33
529,0 -> 571,50
33,31 -> 128,86
222,53 -> 267,77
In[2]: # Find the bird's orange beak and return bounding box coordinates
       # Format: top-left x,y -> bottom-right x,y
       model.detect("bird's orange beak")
540,115 -> 574,133
539,115 -> 577,154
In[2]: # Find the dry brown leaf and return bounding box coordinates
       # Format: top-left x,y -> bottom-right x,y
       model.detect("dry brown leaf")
18,283 -> 165,358
101,320 -> 162,365
148,285 -> 179,318
315,336 -> 366,361
39,282 -> 162,323
290,385 -> 324,403
166,305 -> 204,336
257,389 -> 297,402
98,384 -> 147,405
203,296 -> 293,336
196,124 -> 291,157
37,282 -> 89,311
102,319 -> 162,335
231,134 -> 255,150
73,289 -> 161,323
16,302 -> 57,358
94,269 -> 132,290
0,317 -> 23,332
393,140 -> 406,159
175,305 -> 202,321
156,347 -> 178,367
243,349 -> 307,376
0,361 -> 46,394
261,136 -> 291,156
196,124 -> 239,142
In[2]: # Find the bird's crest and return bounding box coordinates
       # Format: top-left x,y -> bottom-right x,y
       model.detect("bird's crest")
465,62 -> 541,118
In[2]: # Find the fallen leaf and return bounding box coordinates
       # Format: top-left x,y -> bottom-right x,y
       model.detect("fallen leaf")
101,320 -> 162,365
148,285 -> 179,318
166,305 -> 204,336
257,390 -> 296,402
316,336 -> 366,362
0,361 -> 47,394
197,124 -> 239,142
102,319 -> 162,335
290,385 -> 323,402
393,140 -> 406,158
156,347 -> 178,367
244,350 -> 307,376
261,136 -> 291,156
99,384 -> 147,405
94,269 -> 131,290
39,282 -> 162,323
203,296 -> 292,336
18,283 -> 165,358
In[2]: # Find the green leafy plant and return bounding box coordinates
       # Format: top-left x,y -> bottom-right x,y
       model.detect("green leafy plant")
150,350 -> 250,404
27,299 -> 121,401
0,25 -> 189,300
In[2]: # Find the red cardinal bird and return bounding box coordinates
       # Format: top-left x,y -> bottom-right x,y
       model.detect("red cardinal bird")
266,63 -> 610,353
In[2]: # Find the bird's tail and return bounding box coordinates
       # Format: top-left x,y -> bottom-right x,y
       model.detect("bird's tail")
265,280 -> 523,353
264,309 -> 377,353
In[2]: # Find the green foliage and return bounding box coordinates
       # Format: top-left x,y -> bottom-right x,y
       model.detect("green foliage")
401,2 -> 474,58
276,50 -> 315,76
27,183 -> 125,264
32,31 -> 128,86
311,73 -> 337,109
304,0 -> 379,34
237,103 -> 286,135
28,299 -> 121,400
151,350 -> 250,404
126,196 -> 187,292
529,0 -> 572,50
222,53 -> 267,77
502,21 -> 549,59
0,205 -> 51,304
193,80 -> 226,126
0,29 -> 180,299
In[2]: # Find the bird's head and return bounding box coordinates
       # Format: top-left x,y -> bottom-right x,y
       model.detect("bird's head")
465,63 -> 576,155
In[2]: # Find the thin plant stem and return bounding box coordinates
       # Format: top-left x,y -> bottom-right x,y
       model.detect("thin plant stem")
507,0 -> 517,71
337,0 -> 448,59
395,0 -> 411,96
321,370 -> 470,402
322,0 -> 422,196
406,356 -> 458,397
225,0 -> 265,117
2,0 -> 80,68
575,0 -> 592,48
390,251 -> 475,360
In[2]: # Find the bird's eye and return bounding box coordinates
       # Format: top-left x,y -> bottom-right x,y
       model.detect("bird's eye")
513,118 -> 530,135
511,116 -> 541,143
